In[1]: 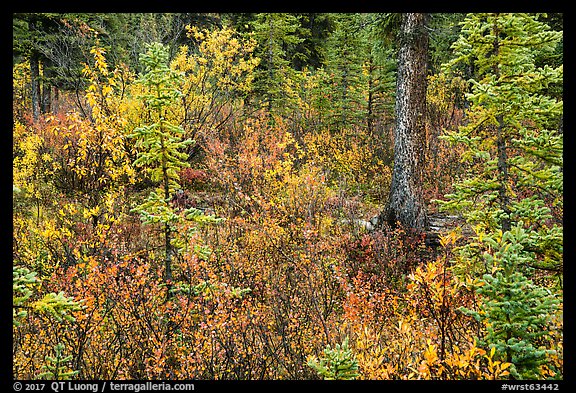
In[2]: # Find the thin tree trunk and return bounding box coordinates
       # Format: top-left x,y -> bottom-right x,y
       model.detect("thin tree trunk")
267,16 -> 275,113
41,57 -> 53,114
491,18 -> 512,232
381,13 -> 429,230
30,51 -> 41,122
160,125 -> 173,295
367,55 -> 374,136
497,115 -> 511,232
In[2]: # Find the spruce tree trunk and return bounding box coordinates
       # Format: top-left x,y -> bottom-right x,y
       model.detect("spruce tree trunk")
160,127 -> 174,294
367,55 -> 374,136
491,20 -> 512,232
496,115 -> 512,232
30,51 -> 41,122
381,13 -> 429,230
267,16 -> 275,112
41,57 -> 53,114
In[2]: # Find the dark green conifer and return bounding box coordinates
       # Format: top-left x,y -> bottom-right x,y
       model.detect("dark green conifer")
438,13 -> 563,379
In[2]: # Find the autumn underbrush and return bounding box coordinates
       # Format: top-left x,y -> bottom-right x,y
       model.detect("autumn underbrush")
13,213 -> 524,379
13,63 -> 561,380
13,111 -> 534,380
13,108 -> 562,380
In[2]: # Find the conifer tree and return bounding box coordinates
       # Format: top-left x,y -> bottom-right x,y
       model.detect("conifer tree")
323,13 -> 369,130
307,336 -> 359,380
37,343 -> 79,380
250,13 -> 303,114
130,42 -> 221,296
438,13 -> 563,379
381,13 -> 429,230
440,12 -> 563,274
460,226 -> 561,379
130,42 -> 194,291
13,13 -> 61,121
13,265 -> 84,326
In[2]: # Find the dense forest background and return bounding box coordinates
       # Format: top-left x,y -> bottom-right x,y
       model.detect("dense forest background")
13,13 -> 563,380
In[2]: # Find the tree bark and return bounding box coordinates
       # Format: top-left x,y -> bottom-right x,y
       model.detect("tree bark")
41,57 -> 53,114
381,13 -> 429,230
367,55 -> 374,136
160,122 -> 174,296
30,50 -> 41,122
